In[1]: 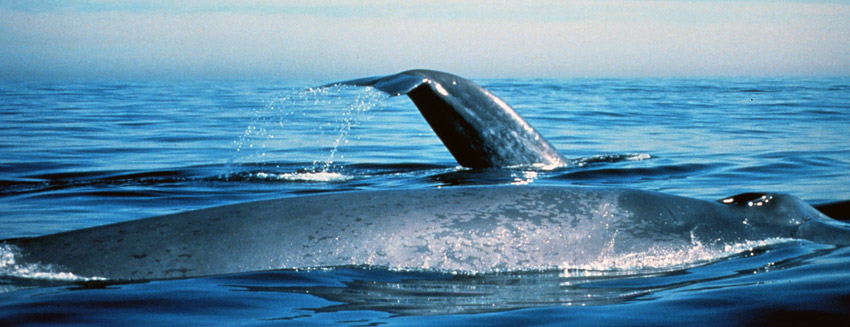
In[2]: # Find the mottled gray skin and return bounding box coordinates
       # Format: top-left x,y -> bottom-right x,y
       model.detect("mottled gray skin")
3,186 -> 841,280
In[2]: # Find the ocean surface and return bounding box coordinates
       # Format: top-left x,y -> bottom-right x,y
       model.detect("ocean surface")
1,76 -> 849,326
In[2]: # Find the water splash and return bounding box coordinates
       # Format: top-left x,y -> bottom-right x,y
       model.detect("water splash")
1,244 -> 103,283
571,153 -> 653,167
229,94 -> 286,169
313,87 -> 385,172
253,171 -> 353,183
228,85 -> 387,181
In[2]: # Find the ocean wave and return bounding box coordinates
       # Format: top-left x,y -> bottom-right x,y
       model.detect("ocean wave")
570,153 -> 653,167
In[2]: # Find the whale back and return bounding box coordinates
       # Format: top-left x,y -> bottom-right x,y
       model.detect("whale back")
331,70 -> 567,168
5,186 -> 815,281
0,186 -> 733,280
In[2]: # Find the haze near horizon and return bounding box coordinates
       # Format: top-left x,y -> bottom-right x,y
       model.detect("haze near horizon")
1,1 -> 848,81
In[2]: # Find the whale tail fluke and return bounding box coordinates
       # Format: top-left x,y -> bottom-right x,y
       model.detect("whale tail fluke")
329,73 -> 427,96
327,70 -> 567,168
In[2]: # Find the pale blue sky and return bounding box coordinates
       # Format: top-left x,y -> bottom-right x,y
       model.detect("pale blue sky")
1,1 -> 848,80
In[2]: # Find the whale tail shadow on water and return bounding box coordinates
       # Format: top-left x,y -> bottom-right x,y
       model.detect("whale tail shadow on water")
2,69 -> 850,283
327,70 -> 567,168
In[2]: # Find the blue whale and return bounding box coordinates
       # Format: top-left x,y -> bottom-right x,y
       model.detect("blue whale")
4,186 -> 849,280
330,69 -> 567,168
3,70 -> 849,281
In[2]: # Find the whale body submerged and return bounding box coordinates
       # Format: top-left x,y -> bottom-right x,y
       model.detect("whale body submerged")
5,186 -> 847,280
3,69 -> 850,281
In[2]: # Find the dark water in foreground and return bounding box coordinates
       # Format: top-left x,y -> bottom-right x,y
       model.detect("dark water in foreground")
1,77 -> 849,325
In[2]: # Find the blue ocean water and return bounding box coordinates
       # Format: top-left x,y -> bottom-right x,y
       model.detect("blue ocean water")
1,76 -> 849,325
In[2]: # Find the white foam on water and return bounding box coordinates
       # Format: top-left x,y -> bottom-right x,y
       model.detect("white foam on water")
571,153 -> 653,167
511,170 -> 539,185
627,153 -> 652,161
254,171 -> 353,182
1,244 -> 104,283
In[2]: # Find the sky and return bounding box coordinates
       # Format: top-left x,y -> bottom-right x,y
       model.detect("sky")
1,0 -> 848,81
